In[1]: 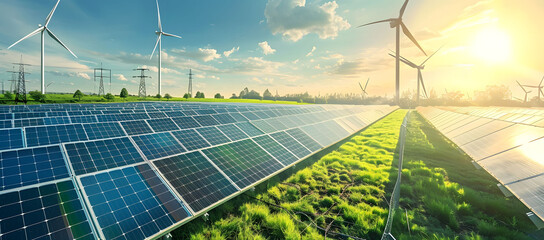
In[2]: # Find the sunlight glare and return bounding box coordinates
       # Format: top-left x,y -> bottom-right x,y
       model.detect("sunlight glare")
471,28 -> 512,64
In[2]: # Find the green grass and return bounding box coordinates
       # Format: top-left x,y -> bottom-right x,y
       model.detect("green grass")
0,93 -> 307,105
389,112 -> 535,239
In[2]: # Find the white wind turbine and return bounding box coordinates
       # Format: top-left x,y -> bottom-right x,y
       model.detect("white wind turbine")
8,0 -> 77,94
150,0 -> 182,96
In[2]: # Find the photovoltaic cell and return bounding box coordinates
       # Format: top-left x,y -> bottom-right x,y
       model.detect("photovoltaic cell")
120,120 -> 153,136
25,124 -> 88,147
202,139 -> 283,189
132,132 -> 186,160
235,122 -> 263,137
228,113 -> 248,122
196,127 -> 231,146
216,124 -> 248,141
80,164 -> 190,240
0,145 -> 69,191
193,115 -> 220,127
65,137 -> 145,175
212,114 -> 237,124
0,128 -> 24,151
83,122 -> 126,140
270,131 -> 311,158
251,120 -> 276,133
44,116 -> 71,125
0,120 -> 13,129
14,118 -> 45,128
0,180 -> 95,240
146,118 -> 179,132
170,129 -> 210,151
70,115 -> 98,124
171,117 -> 201,129
286,128 -> 322,151
147,112 -> 167,119
153,151 -> 238,213
253,135 -> 298,166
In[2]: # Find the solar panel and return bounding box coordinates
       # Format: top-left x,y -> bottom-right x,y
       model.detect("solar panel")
71,115 -> 99,124
228,113 -> 248,122
196,127 -> 231,146
253,135 -> 298,166
83,122 -> 126,140
234,122 -> 263,137
65,137 -> 145,175
14,118 -> 45,128
25,124 -> 88,147
193,115 -> 221,127
270,131 -> 311,158
171,116 -> 201,129
286,128 -> 322,151
132,132 -> 186,160
147,112 -> 168,118
79,164 -> 190,239
146,118 -> 180,132
0,180 -> 95,240
120,120 -> 153,136
212,114 -> 237,124
251,120 -> 276,133
153,151 -> 238,213
170,129 -> 211,151
201,139 -> 284,189
0,128 -> 24,151
216,124 -> 249,141
0,120 -> 13,129
44,116 -> 71,125
0,145 -> 69,191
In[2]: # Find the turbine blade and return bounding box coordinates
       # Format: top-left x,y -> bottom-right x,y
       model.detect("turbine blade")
156,0 -> 162,31
8,27 -> 44,49
45,0 -> 61,27
162,32 -> 182,39
46,28 -> 77,58
399,0 -> 409,18
150,34 -> 162,59
357,18 -> 394,28
388,53 -> 418,68
540,76 -> 544,87
419,71 -> 428,98
517,80 -> 527,92
364,78 -> 369,90
401,22 -> 427,56
420,45 -> 444,66
359,82 -> 364,91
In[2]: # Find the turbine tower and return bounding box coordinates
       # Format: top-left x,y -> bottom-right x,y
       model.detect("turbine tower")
357,0 -> 426,104
359,78 -> 370,100
7,0 -> 77,94
187,69 -> 193,98
522,76 -> 544,102
133,68 -> 151,98
150,0 -> 182,96
389,47 -> 442,105
517,81 -> 531,103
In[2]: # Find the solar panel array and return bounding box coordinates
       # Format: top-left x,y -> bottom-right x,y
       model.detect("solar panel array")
418,106 -> 544,221
0,102 -> 397,239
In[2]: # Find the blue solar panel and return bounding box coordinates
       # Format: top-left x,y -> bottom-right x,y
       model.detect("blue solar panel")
217,124 -> 248,141
146,118 -> 179,132
235,122 -> 264,137
170,129 -> 210,151
0,128 -> 24,151
165,111 -> 185,118
132,132 -> 186,160
0,120 -> 13,129
212,114 -> 237,124
228,113 -> 248,122
83,122 -> 126,140
270,131 -> 311,158
25,124 -> 88,147
193,115 -> 220,127
14,118 -> 45,128
44,116 -> 71,125
251,120 -> 276,133
154,151 -> 238,213
120,120 -> 153,136
80,164 -> 190,240
147,112 -> 168,119
0,145 -> 69,191
71,115 -> 99,124
286,128 -> 322,151
0,180 -> 95,240
171,116 -> 201,129
253,135 -> 298,166
65,137 -> 145,175
196,127 -> 231,146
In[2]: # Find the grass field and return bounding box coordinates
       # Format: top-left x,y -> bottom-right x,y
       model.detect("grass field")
0,93 -> 307,105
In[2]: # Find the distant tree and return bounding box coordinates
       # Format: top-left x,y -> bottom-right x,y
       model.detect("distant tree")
104,93 -> 115,101
263,89 -> 273,100
245,90 -> 261,100
195,91 -> 205,98
120,88 -> 128,100
239,87 -> 249,99
230,93 -> 238,99
4,91 -> 13,100
214,93 -> 224,99
29,91 -> 46,102
164,93 -> 172,101
73,90 -> 84,101
487,85 -> 510,101
183,93 -> 191,99
155,94 -> 162,99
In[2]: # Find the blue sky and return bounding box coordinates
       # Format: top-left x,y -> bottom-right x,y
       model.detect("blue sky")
1,0 -> 544,99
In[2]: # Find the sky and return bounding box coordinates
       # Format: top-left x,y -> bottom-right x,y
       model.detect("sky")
1,0 -> 544,99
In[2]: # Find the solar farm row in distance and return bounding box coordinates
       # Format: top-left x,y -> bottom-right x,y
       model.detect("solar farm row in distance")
0,102 -> 397,239
417,106 -> 544,222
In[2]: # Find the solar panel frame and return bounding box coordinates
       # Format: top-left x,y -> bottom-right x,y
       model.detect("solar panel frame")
170,129 -> 211,151
131,132 -> 186,161
196,127 -> 231,146
0,128 -> 24,151
120,120 -> 154,136
146,118 -> 180,132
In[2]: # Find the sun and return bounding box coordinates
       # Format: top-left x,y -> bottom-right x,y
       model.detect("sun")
471,27 -> 512,64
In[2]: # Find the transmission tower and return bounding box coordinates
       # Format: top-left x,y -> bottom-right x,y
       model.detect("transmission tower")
8,56 -> 31,104
94,63 -> 111,96
187,69 -> 194,98
7,66 -> 16,93
133,68 -> 151,98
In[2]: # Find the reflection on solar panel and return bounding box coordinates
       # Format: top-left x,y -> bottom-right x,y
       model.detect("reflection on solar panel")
0,145 -> 69,191
80,164 -> 190,239
0,128 -> 24,151
202,139 -> 283,189
0,102 -> 397,239
0,180 -> 95,240
65,137 -> 144,175
132,132 -> 186,160
153,151 -> 238,213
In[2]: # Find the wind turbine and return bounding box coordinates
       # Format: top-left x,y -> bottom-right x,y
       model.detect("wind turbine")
388,47 -> 442,105
522,76 -> 544,102
150,0 -> 182,96
517,81 -> 531,103
358,0 -> 426,104
359,78 -> 370,99
7,0 -> 77,95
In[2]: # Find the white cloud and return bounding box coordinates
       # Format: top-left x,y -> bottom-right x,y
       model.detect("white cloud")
258,41 -> 276,55
223,47 -> 240,57
252,77 -> 274,85
264,0 -> 350,42
114,74 -> 127,81
306,46 -> 316,57
77,73 -> 91,80
171,48 -> 221,62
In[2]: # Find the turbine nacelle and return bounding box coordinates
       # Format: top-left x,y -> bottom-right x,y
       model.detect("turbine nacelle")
389,19 -> 401,28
